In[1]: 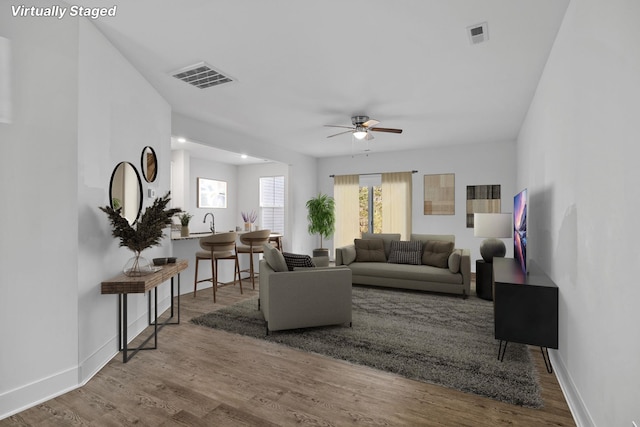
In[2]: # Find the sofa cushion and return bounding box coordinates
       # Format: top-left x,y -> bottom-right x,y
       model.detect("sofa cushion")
387,240 -> 423,265
283,252 -> 315,271
262,243 -> 288,272
354,238 -> 387,262
422,240 -> 455,268
448,249 -> 461,273
411,233 -> 455,245
348,262 -> 463,285
362,232 -> 401,258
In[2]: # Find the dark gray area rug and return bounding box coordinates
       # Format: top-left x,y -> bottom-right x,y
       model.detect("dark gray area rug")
191,286 -> 542,408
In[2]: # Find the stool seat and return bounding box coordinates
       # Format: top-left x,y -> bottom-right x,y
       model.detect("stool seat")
194,232 -> 242,302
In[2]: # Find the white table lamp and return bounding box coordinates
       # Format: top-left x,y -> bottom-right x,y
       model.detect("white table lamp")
474,213 -> 512,263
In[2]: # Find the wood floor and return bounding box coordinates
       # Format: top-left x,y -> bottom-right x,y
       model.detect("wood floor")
2,281 -> 576,427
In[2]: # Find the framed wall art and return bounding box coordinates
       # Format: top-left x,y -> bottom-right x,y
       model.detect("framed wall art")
466,184 -> 501,227
197,177 -> 227,208
423,173 -> 455,215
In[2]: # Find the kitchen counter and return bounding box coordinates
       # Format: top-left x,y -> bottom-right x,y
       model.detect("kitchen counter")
171,231 -> 214,241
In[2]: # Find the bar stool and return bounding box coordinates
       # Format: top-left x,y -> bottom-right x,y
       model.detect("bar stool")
237,229 -> 271,289
268,233 -> 283,251
194,232 -> 242,303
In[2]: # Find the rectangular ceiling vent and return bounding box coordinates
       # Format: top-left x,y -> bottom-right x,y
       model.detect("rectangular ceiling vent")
467,22 -> 489,45
171,62 -> 233,89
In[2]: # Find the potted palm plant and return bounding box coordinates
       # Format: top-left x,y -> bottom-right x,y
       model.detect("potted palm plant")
306,193 -> 336,259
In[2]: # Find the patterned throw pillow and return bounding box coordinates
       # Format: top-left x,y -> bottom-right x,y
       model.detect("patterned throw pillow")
387,240 -> 423,265
283,252 -> 315,271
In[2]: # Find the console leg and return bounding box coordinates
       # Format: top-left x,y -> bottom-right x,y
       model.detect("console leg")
498,340 -> 508,361
540,347 -> 553,374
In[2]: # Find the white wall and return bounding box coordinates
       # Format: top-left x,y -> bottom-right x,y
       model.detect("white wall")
516,0 -> 640,425
76,17 -> 172,382
0,7 -> 80,416
317,141 -> 517,265
0,10 -> 173,418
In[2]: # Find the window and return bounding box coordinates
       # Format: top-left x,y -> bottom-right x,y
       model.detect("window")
359,174 -> 382,234
259,175 -> 285,234
359,185 -> 382,234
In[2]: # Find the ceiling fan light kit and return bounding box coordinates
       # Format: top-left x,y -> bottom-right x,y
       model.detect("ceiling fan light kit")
353,126 -> 368,140
325,115 -> 403,141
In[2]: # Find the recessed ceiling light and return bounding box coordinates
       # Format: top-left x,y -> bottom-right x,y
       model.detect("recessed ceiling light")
241,154 -> 248,159
177,137 -> 186,143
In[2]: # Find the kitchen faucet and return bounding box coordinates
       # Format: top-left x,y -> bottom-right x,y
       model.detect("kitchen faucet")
203,212 -> 215,233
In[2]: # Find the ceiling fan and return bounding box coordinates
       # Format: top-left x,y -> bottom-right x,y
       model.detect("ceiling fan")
325,115 -> 403,140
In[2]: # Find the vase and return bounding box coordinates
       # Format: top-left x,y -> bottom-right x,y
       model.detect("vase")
244,222 -> 251,231
123,253 -> 153,277
181,225 -> 190,237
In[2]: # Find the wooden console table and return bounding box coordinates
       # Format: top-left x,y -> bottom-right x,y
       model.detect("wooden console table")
101,259 -> 187,362
493,257 -> 558,373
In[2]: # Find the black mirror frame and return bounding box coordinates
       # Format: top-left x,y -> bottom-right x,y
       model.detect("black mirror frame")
141,146 -> 158,183
109,161 -> 144,225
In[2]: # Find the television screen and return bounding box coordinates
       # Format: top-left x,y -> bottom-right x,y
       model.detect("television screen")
513,188 -> 528,274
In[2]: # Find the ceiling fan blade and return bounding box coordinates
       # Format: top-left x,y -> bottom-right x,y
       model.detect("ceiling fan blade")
326,130 -> 354,138
362,119 -> 380,128
324,125 -> 355,129
370,127 -> 403,134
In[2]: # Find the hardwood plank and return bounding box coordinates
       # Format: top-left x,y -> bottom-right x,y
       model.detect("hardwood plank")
0,281 -> 576,426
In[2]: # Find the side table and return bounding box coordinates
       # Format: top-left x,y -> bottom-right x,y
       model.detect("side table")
475,260 -> 493,300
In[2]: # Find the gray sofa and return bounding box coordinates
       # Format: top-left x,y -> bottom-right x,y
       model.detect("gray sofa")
335,233 -> 471,297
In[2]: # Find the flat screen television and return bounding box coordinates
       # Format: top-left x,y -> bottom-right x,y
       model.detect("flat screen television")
513,188 -> 528,274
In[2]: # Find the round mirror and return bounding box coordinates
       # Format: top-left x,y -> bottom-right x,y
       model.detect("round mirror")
109,161 -> 143,225
141,146 -> 158,183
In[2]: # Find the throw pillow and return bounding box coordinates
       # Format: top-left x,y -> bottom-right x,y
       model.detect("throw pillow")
262,243 -> 288,272
362,232 -> 401,258
448,249 -> 461,273
387,240 -> 422,265
354,238 -> 386,262
422,240 -> 455,268
283,252 -> 315,271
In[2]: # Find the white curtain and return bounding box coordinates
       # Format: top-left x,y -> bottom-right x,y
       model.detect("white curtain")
334,174 -> 360,248
381,172 -> 412,240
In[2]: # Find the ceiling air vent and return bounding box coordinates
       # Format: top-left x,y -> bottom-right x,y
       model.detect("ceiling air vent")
171,62 -> 233,89
467,22 -> 489,45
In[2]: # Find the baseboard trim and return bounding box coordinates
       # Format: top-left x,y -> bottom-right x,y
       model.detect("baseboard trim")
1,294 -> 174,421
550,351 -> 595,427
0,367 -> 79,420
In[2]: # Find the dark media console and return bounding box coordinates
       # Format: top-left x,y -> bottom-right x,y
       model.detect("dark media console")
492,257 -> 558,373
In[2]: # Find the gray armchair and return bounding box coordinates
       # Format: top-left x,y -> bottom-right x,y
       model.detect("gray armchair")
258,258 -> 352,334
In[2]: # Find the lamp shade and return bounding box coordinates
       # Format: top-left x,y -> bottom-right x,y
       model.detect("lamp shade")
474,213 -> 512,238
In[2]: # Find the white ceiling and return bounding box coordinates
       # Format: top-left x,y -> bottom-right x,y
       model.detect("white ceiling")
80,0 -> 569,159
170,137 -> 268,165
